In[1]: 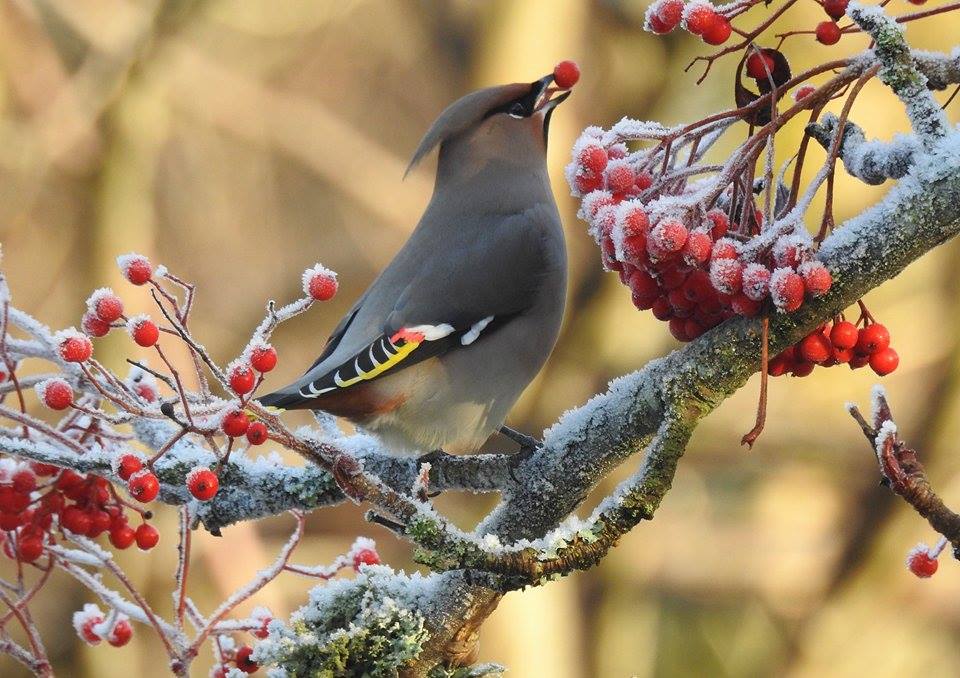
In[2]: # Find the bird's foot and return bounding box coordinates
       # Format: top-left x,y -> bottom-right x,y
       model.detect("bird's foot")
500,426 -> 542,482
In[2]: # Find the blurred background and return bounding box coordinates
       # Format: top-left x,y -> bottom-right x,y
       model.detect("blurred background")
1,0 -> 960,676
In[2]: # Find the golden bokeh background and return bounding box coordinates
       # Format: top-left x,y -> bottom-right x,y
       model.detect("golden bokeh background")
1,1 -> 960,676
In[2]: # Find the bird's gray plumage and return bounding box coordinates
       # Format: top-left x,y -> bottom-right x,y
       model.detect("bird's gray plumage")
259,74 -> 569,455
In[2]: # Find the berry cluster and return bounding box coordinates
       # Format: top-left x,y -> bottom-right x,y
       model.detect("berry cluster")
770,320 -> 899,377
0,457 -> 160,565
567,129 -> 834,343
646,0 -> 732,45
73,604 -> 134,647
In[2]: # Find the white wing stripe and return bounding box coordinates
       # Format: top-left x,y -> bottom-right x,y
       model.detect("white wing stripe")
461,316 -> 495,345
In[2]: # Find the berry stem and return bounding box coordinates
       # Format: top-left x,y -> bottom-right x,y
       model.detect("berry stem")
742,316 -> 770,449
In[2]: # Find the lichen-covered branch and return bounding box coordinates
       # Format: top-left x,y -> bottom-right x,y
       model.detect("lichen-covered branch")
806,114 -> 919,184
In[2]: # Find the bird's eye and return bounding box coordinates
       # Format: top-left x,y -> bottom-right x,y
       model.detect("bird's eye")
508,102 -> 526,119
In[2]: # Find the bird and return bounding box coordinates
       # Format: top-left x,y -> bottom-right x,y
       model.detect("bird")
258,70 -> 572,457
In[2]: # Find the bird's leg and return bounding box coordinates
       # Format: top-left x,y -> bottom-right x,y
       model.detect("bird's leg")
499,425 -> 541,456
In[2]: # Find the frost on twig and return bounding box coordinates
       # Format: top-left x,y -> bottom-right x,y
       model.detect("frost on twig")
847,389 -> 960,558
806,113 -> 919,185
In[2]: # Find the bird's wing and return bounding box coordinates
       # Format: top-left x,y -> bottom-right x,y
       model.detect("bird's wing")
262,206 -> 560,407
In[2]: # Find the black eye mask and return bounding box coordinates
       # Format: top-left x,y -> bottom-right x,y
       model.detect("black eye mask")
483,81 -> 541,120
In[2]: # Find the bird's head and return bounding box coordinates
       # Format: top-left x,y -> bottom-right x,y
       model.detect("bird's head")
406,68 -> 574,185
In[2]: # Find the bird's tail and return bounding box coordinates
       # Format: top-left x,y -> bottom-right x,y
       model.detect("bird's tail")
255,389 -> 299,410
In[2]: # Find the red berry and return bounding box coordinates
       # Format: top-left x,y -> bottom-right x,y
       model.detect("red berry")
908,0 -> 927,4
650,220 -> 688,253
128,471 -> 160,503
89,510 -> 112,537
605,161 -> 635,194
815,21 -> 842,45
702,16 -> 732,45
235,645 -> 258,674
829,321 -> 859,350
648,13 -> 673,34
304,266 -> 338,301
39,379 -> 73,410
118,254 -> 153,285
117,454 -> 143,481
857,323 -> 890,354
869,347 -> 899,376
685,5 -> 720,35
578,146 -> 608,175
107,619 -> 133,647
79,616 -> 103,645
635,170 -> 653,191
799,332 -> 833,364
59,334 -> 93,363
130,318 -> 159,348
741,263 -> 771,301
552,60 -> 580,89
907,546 -> 938,577
135,523 -> 160,550
709,258 -> 743,295
791,360 -> 816,377
16,536 -> 43,562
187,468 -> 219,501
352,546 -> 380,570
746,51 -> 776,80
794,85 -> 817,102
246,421 -> 268,445
823,0 -> 849,20
770,269 -> 804,312
94,294 -> 124,323
82,312 -> 111,338
109,524 -> 137,550
32,462 -> 59,477
731,294 -> 761,317
832,345 -> 854,364
683,231 -> 712,266
250,345 -> 278,373
800,261 -> 832,297
229,364 -> 256,395
222,410 -> 250,437
12,470 -> 36,494
657,0 -> 684,29
575,172 -> 604,195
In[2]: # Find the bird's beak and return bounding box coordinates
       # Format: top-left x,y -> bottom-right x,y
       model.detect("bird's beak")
533,73 -> 572,115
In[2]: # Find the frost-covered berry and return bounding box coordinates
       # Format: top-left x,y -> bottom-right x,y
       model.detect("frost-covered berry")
799,261 -> 832,297
58,330 -> 93,363
87,289 -> 124,323
303,264 -> 338,301
250,345 -> 278,373
82,312 -> 111,338
73,605 -> 104,645
246,421 -> 268,445
635,170 -> 653,191
870,347 -> 899,376
650,219 -> 688,253
711,238 -> 739,260
794,85 -> 817,102
857,323 -> 890,354
12,469 -> 35,494
222,410 -> 250,437
229,363 -> 256,395
135,523 -> 159,550
702,16 -> 732,44
187,467 -> 219,501
604,159 -> 635,195
683,230 -> 712,266
553,60 -> 580,89
128,470 -> 159,503
353,546 -> 381,570
799,331 -> 832,364
107,618 -> 133,647
815,21 -> 842,45
710,258 -> 743,295
685,3 -> 720,35
705,209 -> 729,239
578,145 -> 608,175
656,0 -> 684,29
741,263 -> 771,301
830,321 -> 858,350
117,254 -> 153,286
36,378 -> 73,410
769,268 -> 804,312
746,51 -> 775,80
823,0 -> 849,21
235,645 -> 258,674
906,544 -> 938,578
127,315 -> 159,347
